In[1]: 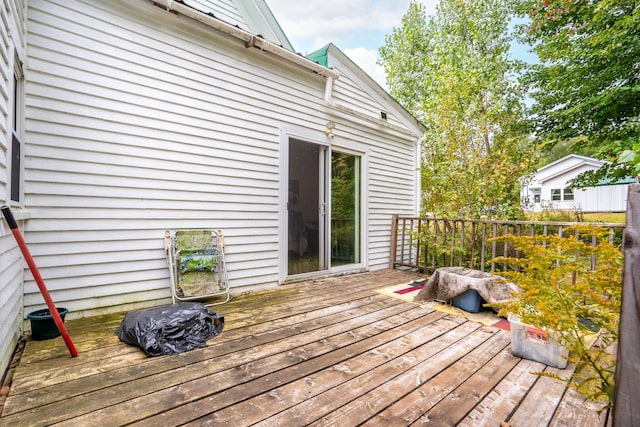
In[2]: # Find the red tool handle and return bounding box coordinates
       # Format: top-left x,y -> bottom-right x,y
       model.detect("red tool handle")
1,206 -> 78,357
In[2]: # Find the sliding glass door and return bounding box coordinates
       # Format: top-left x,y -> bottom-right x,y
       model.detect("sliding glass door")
287,139 -> 361,276
331,151 -> 360,266
288,139 -> 326,275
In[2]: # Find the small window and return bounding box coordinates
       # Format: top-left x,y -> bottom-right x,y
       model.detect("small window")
551,189 -> 561,201
10,59 -> 24,203
534,194 -> 541,203
563,187 -> 574,201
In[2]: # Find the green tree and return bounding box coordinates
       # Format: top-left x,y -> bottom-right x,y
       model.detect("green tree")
535,137 -> 598,168
380,0 -> 533,219
521,0 -> 640,185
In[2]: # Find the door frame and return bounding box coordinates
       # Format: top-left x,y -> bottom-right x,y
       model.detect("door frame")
278,126 -> 369,283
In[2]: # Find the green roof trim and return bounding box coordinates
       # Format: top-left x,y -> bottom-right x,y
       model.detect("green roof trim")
595,176 -> 636,186
307,45 -> 330,67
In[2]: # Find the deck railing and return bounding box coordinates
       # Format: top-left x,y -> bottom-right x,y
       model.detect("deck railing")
390,215 -> 626,274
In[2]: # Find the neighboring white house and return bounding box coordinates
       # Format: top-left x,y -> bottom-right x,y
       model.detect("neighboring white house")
0,0 -> 425,374
521,154 -> 633,213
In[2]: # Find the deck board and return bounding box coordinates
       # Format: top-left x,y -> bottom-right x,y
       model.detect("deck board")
361,330 -> 509,426
509,365 -> 578,427
0,270 -> 608,426
414,340 -> 521,426
458,357 -> 546,426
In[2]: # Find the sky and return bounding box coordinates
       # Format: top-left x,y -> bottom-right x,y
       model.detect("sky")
266,1 -> 536,91
266,1 -> 439,89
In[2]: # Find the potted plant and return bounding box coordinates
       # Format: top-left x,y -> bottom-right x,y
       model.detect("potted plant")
491,224 -> 622,409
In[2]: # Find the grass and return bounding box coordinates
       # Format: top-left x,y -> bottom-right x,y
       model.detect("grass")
582,212 -> 626,224
525,210 -> 626,224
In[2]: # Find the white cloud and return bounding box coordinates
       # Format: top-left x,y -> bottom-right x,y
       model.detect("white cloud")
268,0 -> 438,52
269,1 -> 406,37
343,47 -> 388,90
266,0 -> 439,90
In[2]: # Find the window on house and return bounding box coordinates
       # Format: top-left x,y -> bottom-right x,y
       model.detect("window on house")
10,60 -> 23,203
563,187 -> 574,201
551,189 -> 561,201
534,194 -> 540,203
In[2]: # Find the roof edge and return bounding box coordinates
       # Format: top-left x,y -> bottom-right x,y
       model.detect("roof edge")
152,0 -> 338,79
537,154 -> 607,174
233,0 -> 295,52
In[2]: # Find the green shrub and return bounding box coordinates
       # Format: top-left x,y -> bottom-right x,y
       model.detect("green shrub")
491,225 -> 622,409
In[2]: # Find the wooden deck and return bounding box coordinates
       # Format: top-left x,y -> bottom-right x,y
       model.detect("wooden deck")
0,270 -> 608,426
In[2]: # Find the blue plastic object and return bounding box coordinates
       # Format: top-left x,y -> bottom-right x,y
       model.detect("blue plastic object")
451,289 -> 483,313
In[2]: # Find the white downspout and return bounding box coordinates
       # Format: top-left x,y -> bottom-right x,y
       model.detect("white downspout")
324,76 -> 334,104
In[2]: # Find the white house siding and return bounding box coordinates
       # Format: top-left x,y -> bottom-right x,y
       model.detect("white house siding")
0,225 -> 24,377
538,161 -> 629,212
0,0 -> 26,380
538,164 -> 595,210
364,127 -> 419,269
575,185 -> 629,213
23,0 -> 420,318
330,59 -> 409,132
520,154 -> 632,213
367,137 -> 418,269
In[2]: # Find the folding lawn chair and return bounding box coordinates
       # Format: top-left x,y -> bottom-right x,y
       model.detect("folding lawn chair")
165,229 -> 230,306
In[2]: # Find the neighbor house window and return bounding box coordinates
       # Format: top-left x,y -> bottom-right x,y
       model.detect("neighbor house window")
551,189 -> 561,201
10,59 -> 23,203
563,187 -> 574,201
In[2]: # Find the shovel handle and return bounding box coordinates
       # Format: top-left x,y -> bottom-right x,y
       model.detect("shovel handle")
1,206 -> 18,229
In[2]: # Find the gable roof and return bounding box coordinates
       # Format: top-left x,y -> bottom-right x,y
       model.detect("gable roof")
308,46 -> 329,67
534,154 -> 606,183
309,43 -> 426,137
537,154 -> 606,174
528,154 -> 636,187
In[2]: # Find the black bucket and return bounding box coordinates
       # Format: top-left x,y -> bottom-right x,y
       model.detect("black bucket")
27,308 -> 68,340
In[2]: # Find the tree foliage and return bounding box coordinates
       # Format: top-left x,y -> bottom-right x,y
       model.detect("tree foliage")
521,0 -> 640,186
380,0 -> 533,219
535,137 -> 597,168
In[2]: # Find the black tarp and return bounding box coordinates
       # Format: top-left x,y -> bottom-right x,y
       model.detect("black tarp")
116,302 -> 224,356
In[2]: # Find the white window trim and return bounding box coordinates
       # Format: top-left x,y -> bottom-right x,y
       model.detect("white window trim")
9,53 -> 24,205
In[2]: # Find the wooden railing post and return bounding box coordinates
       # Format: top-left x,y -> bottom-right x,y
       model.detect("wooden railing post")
614,183 -> 640,426
389,214 -> 399,268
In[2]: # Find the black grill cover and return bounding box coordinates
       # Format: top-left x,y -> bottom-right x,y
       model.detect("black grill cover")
116,302 -> 224,356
